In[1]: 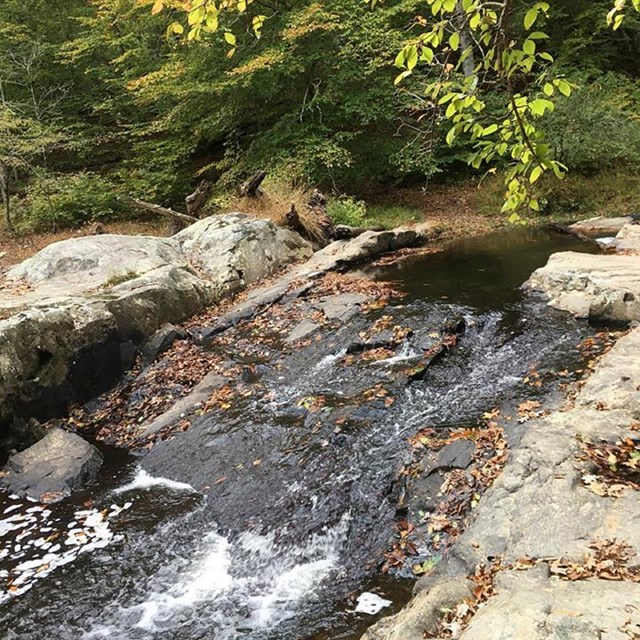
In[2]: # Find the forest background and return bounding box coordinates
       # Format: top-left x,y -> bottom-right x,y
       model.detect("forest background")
1,0 -> 639,235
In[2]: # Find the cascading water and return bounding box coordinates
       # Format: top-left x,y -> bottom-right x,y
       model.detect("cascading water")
0,229 -> 600,640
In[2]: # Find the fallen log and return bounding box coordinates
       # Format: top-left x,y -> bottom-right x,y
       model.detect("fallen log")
126,197 -> 198,225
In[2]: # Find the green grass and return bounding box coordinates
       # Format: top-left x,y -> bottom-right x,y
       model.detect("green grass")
472,169 -> 640,224
365,204 -> 424,229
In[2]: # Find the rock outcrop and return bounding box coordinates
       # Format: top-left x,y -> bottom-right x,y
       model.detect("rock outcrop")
569,215 -> 634,235
0,428 -> 103,502
527,221 -> 640,321
0,214 -> 312,446
0,217 -> 433,449
363,302 -> 640,638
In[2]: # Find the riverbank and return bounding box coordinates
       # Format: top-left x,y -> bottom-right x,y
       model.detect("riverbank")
362,224 -> 640,640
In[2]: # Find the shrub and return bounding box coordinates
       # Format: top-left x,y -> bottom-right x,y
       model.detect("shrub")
17,172 -> 129,232
326,196 -> 367,227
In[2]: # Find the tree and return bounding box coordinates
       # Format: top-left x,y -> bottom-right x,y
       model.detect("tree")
148,0 -> 640,218
0,47 -> 67,231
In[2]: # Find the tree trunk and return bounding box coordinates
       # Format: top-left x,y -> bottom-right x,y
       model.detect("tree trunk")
185,180 -> 211,218
456,1 -> 476,78
0,161 -> 13,234
239,170 -> 267,198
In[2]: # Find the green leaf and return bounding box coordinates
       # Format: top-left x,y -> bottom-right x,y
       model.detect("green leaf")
224,32 -> 236,46
524,8 -> 538,30
530,165 -> 543,183
449,32 -> 460,51
523,39 -> 536,55
543,83 -> 554,96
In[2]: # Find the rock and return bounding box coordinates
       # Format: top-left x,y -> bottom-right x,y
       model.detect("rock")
526,251 -> 640,321
0,214 -> 313,446
431,439 -> 475,472
317,293 -> 368,322
7,234 -> 185,289
174,214 -> 313,293
612,222 -> 640,253
577,326 -> 640,410
141,323 -> 189,365
137,371 -> 228,438
361,577 -> 474,640
459,569 -> 640,640
0,428 -> 103,502
569,216 -> 633,235
303,224 -> 435,273
286,319 -> 320,343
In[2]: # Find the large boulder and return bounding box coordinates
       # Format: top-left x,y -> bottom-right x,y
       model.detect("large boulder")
175,214 -> 312,292
0,428 -> 103,502
526,251 -> 640,321
610,222 -> 640,253
0,214 -> 312,446
460,568 -> 640,640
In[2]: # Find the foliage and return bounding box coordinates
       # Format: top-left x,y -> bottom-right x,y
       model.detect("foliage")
326,197 -> 368,227
471,169 -> 640,221
17,172 -> 128,232
391,0 -> 640,218
543,72 -> 640,173
1,0 -> 640,231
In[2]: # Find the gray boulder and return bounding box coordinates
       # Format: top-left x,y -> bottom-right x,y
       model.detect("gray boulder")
0,214 -> 313,446
460,569 -> 640,640
569,215 -> 633,235
0,428 -> 103,502
175,214 -> 312,293
526,251 -> 640,320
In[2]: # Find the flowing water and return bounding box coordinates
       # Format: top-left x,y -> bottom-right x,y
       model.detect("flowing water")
0,229 -> 600,640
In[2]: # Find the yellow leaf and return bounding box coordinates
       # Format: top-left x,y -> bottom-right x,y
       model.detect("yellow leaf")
151,0 -> 164,15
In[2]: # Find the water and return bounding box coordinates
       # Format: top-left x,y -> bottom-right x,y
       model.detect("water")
0,228 -> 600,640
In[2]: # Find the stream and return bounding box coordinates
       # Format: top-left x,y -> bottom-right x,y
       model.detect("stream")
0,228 -> 600,640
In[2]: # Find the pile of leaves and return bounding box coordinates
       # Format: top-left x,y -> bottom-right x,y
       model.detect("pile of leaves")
578,435 -> 640,496
424,558 -> 505,639
549,539 -> 640,582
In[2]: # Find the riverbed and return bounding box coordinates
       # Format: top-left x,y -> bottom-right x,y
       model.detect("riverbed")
0,228 -> 601,640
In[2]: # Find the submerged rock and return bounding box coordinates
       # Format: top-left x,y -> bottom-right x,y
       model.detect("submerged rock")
0,428 -> 103,502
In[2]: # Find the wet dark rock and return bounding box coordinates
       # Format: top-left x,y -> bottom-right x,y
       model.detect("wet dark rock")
0,428 -> 103,502
430,439 -> 475,473
286,319 -> 320,343
141,323 -> 189,365
441,316 -> 467,336
137,371 -> 228,438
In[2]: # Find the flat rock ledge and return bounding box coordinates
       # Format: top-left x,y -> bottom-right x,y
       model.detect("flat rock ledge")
362,325 -> 640,640
527,222 -> 640,321
0,216 -> 432,448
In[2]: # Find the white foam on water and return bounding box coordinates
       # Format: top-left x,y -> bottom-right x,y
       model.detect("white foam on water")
113,469 -> 196,495
314,348 -> 347,370
86,513 -> 351,639
354,592 -> 392,615
130,531 -> 233,632
372,340 -> 421,366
